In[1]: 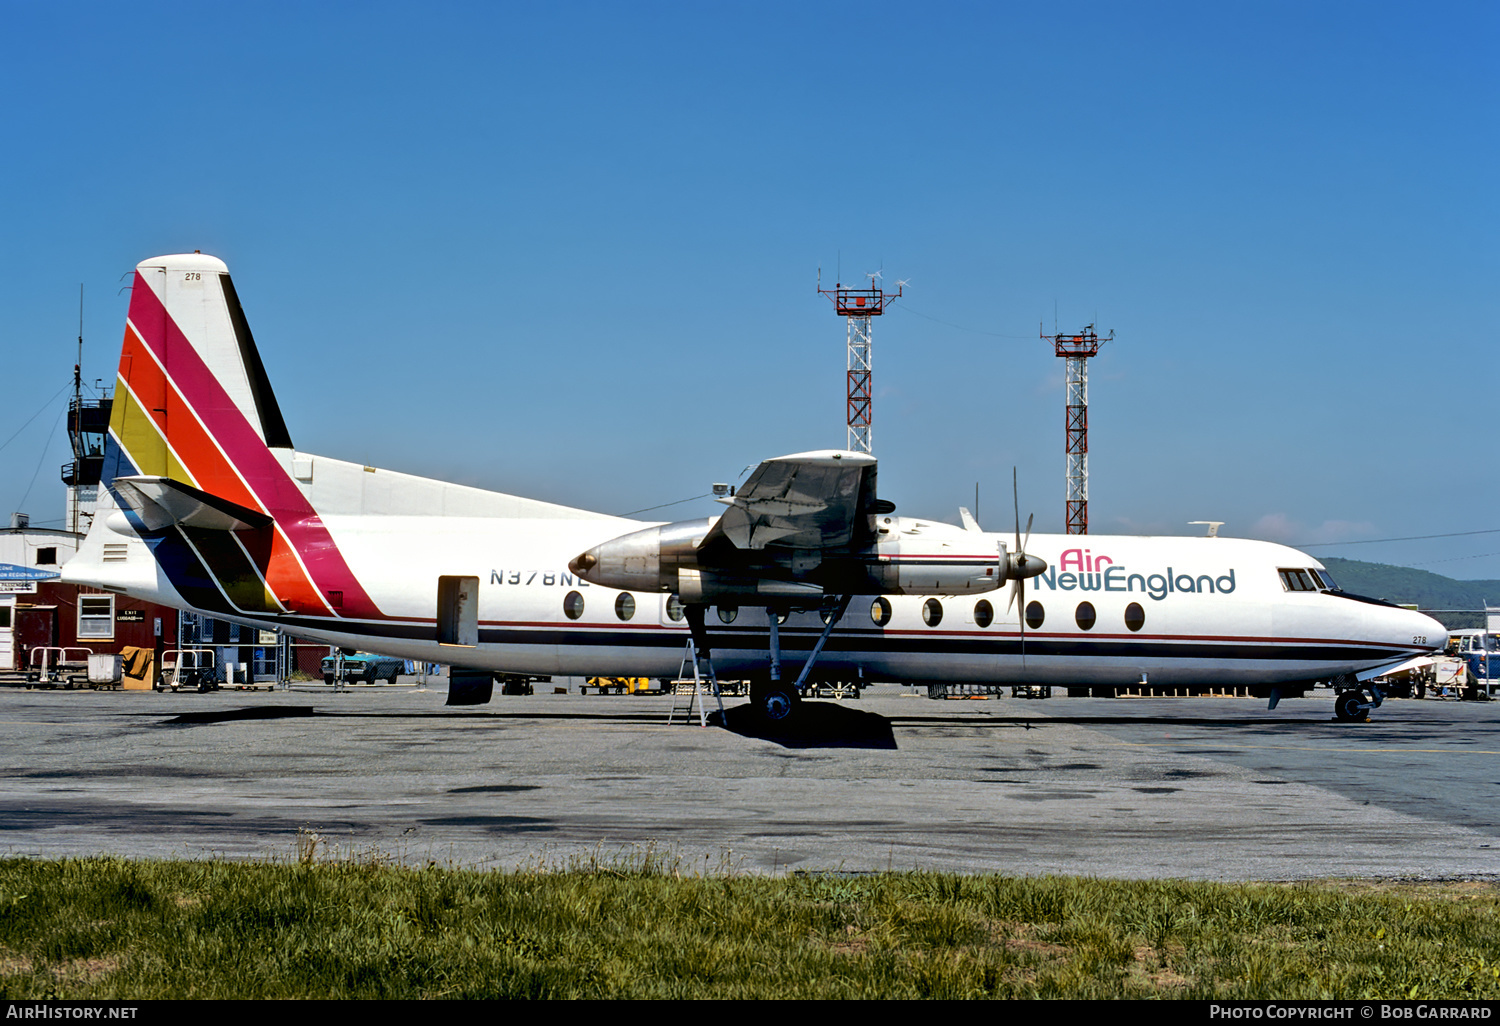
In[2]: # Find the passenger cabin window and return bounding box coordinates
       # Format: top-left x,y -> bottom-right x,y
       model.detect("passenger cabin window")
870,597 -> 892,627
665,595 -> 684,621
1025,601 -> 1045,630
615,593 -> 636,621
1075,601 -> 1096,631
1124,602 -> 1145,632
973,599 -> 993,629
922,598 -> 943,627
717,605 -> 737,624
563,591 -> 585,620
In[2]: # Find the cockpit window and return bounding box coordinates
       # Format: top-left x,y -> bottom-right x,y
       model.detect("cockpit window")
1278,568 -> 1333,592
1278,568 -> 1316,592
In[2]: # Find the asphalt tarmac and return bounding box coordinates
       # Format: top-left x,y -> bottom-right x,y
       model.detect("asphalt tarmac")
2,684 -> 1496,879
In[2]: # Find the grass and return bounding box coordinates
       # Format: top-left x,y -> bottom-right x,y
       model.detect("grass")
0,851 -> 1497,999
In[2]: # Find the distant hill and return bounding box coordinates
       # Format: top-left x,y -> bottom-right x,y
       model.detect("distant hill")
1320,557 -> 1498,629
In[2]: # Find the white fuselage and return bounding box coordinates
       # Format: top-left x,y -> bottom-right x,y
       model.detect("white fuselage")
70,472 -> 1444,687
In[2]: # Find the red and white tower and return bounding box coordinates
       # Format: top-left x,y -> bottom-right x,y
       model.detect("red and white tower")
1043,324 -> 1112,535
820,273 -> 902,454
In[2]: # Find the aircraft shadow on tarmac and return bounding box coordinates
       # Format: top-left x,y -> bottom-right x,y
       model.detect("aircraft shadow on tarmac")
161,706 -> 316,725
716,702 -> 898,749
145,700 -> 904,749
146,702 -> 1482,750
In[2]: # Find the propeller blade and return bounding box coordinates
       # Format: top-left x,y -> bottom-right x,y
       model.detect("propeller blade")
1019,576 -> 1026,669
1009,467 -> 1032,671
1012,467 -> 1021,555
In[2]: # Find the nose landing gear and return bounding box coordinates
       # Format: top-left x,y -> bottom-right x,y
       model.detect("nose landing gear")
1333,682 -> 1384,722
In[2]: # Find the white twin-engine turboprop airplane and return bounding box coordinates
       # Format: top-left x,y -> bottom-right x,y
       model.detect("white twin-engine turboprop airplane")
64,252 -> 1445,724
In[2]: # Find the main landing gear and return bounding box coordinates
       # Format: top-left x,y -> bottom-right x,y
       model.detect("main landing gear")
1333,682 -> 1384,722
750,677 -> 800,723
685,595 -> 853,725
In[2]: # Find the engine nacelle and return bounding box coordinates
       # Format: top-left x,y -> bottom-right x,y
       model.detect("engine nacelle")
568,518 -> 710,593
860,517 -> 1008,595
569,514 -> 1036,602
677,569 -> 822,604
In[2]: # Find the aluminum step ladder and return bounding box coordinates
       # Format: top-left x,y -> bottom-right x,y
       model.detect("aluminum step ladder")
668,638 -> 724,727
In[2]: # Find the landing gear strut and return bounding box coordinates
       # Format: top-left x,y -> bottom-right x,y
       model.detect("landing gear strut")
750,596 -> 852,725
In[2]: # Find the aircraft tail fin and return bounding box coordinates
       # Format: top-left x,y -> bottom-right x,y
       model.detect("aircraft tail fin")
94,253 -> 383,619
106,253 -> 293,495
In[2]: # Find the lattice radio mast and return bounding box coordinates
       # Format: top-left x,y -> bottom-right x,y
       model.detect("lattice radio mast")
819,271 -> 902,454
1042,323 -> 1113,534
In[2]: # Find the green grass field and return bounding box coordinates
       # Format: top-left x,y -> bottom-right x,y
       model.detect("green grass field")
1,854 -> 1497,999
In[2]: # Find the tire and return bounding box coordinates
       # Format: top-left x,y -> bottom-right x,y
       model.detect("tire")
1334,690 -> 1365,722
752,681 -> 799,724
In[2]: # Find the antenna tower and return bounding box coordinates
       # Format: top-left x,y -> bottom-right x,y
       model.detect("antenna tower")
1042,323 -> 1112,534
819,272 -> 901,454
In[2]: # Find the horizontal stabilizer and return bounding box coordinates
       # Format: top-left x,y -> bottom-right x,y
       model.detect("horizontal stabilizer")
113,476 -> 273,532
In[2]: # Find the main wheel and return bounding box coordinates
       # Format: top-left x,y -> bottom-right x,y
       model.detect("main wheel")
1334,690 -> 1366,722
752,681 -> 799,724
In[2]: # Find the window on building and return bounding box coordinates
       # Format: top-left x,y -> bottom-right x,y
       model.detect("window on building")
35,547 -> 57,566
78,595 -> 114,639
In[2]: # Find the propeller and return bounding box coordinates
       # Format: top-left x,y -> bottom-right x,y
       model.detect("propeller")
1004,468 -> 1047,668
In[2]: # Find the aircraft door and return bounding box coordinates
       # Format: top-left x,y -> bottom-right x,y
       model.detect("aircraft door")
659,593 -> 685,627
437,576 -> 479,646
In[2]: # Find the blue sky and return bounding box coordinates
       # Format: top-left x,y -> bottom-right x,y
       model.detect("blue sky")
2,1 -> 1496,581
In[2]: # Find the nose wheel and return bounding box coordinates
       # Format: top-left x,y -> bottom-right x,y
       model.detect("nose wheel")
1333,683 -> 1384,722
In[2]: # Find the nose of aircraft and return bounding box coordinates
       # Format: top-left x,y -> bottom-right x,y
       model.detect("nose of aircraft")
1413,608 -> 1448,653
1381,602 -> 1447,655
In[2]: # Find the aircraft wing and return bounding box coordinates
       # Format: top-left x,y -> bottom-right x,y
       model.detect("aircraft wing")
703,450 -> 877,551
